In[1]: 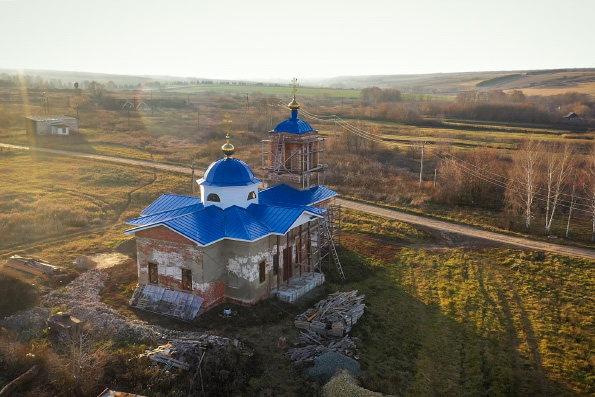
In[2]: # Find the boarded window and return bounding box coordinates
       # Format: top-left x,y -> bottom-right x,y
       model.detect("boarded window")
273,254 -> 279,275
148,263 -> 158,284
207,193 -> 220,202
247,191 -> 257,200
259,261 -> 266,283
182,269 -> 192,291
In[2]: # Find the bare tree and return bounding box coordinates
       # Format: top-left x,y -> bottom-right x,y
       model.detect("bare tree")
543,142 -> 573,235
506,137 -> 541,232
57,325 -> 108,396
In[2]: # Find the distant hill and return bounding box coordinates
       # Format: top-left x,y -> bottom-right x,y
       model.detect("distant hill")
314,68 -> 595,96
2,67 -> 594,97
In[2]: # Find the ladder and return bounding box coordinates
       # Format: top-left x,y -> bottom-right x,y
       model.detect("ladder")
322,221 -> 345,280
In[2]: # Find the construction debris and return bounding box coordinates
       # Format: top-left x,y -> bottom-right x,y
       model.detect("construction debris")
288,331 -> 360,365
289,291 -> 365,369
97,389 -> 146,397
47,312 -> 82,334
140,336 -> 252,372
294,290 -> 365,337
129,284 -> 203,321
4,255 -> 61,276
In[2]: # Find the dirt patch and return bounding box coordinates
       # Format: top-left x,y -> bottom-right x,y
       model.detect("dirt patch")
75,252 -> 132,270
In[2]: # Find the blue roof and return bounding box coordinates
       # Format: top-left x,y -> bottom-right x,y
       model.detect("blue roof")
198,157 -> 261,187
140,194 -> 202,216
271,109 -> 316,135
259,184 -> 337,206
125,198 -> 323,247
127,204 -> 204,226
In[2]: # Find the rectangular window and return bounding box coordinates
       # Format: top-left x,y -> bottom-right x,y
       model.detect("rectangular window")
182,269 -> 192,291
273,254 -> 279,276
148,263 -> 158,284
259,261 -> 266,284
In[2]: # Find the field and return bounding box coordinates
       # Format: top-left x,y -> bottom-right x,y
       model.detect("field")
164,84 -> 362,98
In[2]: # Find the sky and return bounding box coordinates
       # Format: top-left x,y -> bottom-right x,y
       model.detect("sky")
1,0 -> 594,81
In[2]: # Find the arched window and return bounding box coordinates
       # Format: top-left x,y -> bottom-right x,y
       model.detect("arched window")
207,193 -> 220,202
247,191 -> 257,200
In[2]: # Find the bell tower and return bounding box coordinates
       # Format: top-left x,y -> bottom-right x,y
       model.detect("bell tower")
261,78 -> 327,189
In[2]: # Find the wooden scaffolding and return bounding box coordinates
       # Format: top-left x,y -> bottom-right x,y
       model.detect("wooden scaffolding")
261,132 -> 327,189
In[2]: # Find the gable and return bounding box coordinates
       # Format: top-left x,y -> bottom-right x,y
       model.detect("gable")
135,225 -> 196,246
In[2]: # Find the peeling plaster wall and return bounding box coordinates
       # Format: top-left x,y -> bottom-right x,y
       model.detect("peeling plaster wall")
133,219 -> 324,311
134,226 -> 225,309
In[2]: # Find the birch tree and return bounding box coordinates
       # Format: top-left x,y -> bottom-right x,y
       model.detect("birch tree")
543,142 -> 573,235
506,137 -> 541,232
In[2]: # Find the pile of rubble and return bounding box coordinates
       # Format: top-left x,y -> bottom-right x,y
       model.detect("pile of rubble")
1,270 -> 238,349
289,290 -> 365,367
288,331 -> 359,366
140,336 -> 252,371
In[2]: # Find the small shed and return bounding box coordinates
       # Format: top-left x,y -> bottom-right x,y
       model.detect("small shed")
563,112 -> 579,120
25,115 -> 79,135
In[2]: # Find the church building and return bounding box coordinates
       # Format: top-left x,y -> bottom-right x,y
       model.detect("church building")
126,93 -> 339,320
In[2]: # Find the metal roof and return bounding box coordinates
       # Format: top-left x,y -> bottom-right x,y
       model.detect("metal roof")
126,201 -> 322,246
271,109 -> 316,135
259,184 -> 337,206
198,157 -> 261,187
127,204 -> 204,226
140,194 -> 202,216
26,115 -> 77,122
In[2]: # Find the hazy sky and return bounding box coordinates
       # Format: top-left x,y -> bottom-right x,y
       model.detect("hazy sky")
1,0 -> 593,80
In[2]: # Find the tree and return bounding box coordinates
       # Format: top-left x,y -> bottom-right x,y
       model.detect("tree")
506,137 -> 541,232
542,142 -> 573,235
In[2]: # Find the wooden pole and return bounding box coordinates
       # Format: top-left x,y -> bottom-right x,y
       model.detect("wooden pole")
434,168 -> 437,188
419,142 -> 425,188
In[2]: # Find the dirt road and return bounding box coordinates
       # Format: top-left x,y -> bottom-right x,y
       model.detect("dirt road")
337,198 -> 595,261
0,143 -> 193,175
3,142 -> 595,261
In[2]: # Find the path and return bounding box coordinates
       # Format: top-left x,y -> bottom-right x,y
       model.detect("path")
3,142 -> 595,261
337,198 -> 595,261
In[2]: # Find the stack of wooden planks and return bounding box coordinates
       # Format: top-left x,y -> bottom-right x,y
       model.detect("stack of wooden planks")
289,291 -> 365,366
294,290 -> 365,337
288,331 -> 360,365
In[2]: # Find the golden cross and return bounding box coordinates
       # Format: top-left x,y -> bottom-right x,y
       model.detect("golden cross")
292,77 -> 298,97
223,112 -> 232,135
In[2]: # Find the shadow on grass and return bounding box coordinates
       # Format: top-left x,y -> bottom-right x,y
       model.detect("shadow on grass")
333,236 -> 578,396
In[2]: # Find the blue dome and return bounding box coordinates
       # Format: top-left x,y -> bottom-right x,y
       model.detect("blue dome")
198,158 -> 261,187
271,109 -> 316,135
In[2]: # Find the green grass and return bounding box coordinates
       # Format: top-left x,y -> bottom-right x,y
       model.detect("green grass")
332,231 -> 595,396
164,84 -> 361,98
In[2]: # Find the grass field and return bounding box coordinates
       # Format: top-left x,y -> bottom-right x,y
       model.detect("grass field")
164,84 -> 362,98
329,210 -> 595,396
0,150 -> 189,265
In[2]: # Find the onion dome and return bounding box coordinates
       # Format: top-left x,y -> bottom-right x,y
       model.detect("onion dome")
198,158 -> 261,187
288,95 -> 300,110
271,96 -> 316,135
221,134 -> 235,157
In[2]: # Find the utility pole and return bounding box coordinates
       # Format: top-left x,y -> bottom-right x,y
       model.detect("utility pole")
434,169 -> 437,188
246,94 -> 249,112
191,158 -> 196,196
419,142 -> 425,188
